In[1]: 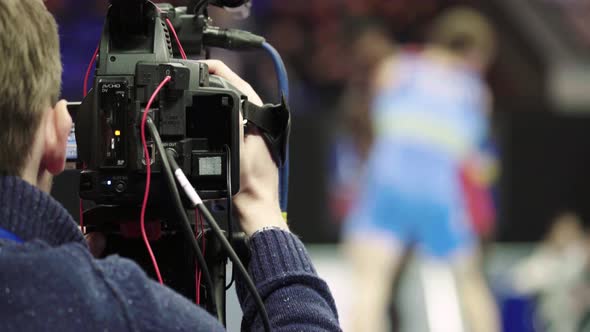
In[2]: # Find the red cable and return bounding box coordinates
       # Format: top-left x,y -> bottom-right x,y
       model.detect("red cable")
195,209 -> 201,305
201,215 -> 206,293
80,46 -> 99,232
83,46 -> 99,98
199,215 -> 206,300
166,18 -> 187,60
140,75 -> 172,285
195,210 -> 206,304
154,5 -> 186,59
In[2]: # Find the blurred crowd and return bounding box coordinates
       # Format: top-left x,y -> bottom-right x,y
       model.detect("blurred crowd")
243,1 -> 465,110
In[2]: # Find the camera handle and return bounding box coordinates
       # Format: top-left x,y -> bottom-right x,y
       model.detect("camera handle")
242,97 -> 291,168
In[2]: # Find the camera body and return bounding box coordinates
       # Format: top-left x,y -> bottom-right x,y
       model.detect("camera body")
76,0 -> 242,207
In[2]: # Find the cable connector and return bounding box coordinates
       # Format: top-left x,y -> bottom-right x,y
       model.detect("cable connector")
166,149 -> 203,207
174,169 -> 203,206
203,26 -> 265,50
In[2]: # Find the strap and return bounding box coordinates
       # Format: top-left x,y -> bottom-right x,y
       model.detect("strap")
242,95 -> 291,167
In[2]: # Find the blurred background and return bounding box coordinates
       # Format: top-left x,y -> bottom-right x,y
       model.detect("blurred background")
48,0 -> 590,331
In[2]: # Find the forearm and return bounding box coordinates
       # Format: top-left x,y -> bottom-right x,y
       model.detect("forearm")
236,229 -> 341,332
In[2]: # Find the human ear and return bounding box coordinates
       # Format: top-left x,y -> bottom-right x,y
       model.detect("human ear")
40,100 -> 72,175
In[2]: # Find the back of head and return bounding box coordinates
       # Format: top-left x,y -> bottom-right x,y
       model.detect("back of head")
352,26 -> 396,75
428,6 -> 496,70
0,0 -> 62,176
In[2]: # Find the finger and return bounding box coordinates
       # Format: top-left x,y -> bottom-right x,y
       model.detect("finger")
199,60 -> 263,106
201,60 -> 243,85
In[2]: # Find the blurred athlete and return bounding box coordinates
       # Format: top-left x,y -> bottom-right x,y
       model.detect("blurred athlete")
343,7 -> 500,332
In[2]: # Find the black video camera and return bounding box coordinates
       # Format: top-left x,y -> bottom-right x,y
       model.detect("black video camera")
75,0 -> 290,330
77,0 -> 244,206
73,1 -> 290,326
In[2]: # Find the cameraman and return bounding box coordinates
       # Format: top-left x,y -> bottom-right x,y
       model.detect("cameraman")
0,1 -> 341,331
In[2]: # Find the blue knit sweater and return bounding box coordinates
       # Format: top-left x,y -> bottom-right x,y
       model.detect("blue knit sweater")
0,176 -> 341,331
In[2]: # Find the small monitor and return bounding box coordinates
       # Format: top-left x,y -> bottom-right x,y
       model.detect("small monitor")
67,102 -> 80,163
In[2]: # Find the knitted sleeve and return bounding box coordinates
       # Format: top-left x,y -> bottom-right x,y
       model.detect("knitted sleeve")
236,229 -> 341,331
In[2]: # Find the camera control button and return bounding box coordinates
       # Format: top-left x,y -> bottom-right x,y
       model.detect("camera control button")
115,181 -> 127,193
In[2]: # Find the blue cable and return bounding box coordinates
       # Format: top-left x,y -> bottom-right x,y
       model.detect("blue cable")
262,42 -> 290,214
262,42 -> 289,100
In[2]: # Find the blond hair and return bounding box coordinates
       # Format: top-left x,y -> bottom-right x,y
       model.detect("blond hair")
0,0 -> 62,175
429,6 -> 496,66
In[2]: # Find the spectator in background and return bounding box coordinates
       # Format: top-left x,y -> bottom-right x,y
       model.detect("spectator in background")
512,212 -> 590,332
342,7 -> 499,332
329,27 -> 396,222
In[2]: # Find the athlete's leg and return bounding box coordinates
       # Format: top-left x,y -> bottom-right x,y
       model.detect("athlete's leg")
452,251 -> 500,332
344,233 -> 406,332
342,184 -> 412,332
418,199 -> 499,332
